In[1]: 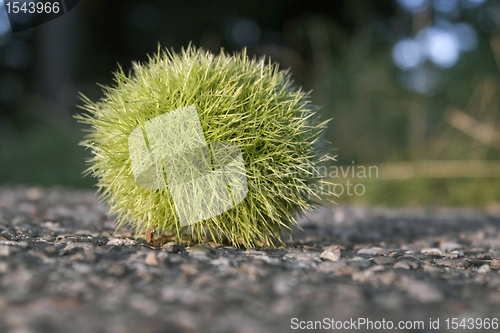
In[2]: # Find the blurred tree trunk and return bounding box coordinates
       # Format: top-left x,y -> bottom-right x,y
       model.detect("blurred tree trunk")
35,3 -> 82,121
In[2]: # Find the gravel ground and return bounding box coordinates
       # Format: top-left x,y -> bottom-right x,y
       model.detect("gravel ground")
1,186 -> 500,333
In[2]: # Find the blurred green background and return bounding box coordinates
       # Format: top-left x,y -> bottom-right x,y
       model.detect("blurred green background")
1,0 -> 500,208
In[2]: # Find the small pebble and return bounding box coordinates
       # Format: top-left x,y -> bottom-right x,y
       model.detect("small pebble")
421,248 -> 443,256
422,264 -> 443,273
389,250 -> 406,258
187,245 -> 215,255
350,256 -> 372,268
107,264 -> 126,276
376,249 -> 394,256
395,260 -> 419,270
466,258 -> 490,267
478,264 -> 491,274
283,250 -> 320,261
435,259 -> 470,269
357,247 -> 382,255
26,188 -> 42,201
180,263 -> 199,277
439,242 -> 463,251
372,256 -> 397,265
320,246 -> 341,262
352,265 -> 385,282
161,242 -> 186,253
239,263 -> 266,279
442,252 -> 459,259
0,246 -> 9,256
145,252 -> 159,266
394,261 -> 411,270
69,253 -> 85,262
318,262 -> 359,275
402,253 -> 433,260
107,238 -> 137,246
491,259 -> 500,270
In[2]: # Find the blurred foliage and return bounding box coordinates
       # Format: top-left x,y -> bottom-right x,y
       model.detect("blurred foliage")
0,119 -> 93,188
345,178 -> 500,208
2,0 -> 500,207
269,2 -> 500,207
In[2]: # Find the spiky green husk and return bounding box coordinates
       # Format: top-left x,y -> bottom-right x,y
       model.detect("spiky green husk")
76,46 -> 332,248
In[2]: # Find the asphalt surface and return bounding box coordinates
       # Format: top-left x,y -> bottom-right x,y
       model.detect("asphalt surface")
1,186 -> 500,333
